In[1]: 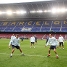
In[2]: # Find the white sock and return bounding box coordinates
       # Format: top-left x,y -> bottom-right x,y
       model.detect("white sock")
11,53 -> 12,56
63,48 -> 64,49
21,53 -> 24,54
56,54 -> 58,56
34,46 -> 35,48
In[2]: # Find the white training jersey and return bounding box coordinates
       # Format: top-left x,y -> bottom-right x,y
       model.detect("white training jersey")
58,36 -> 64,42
9,35 -> 16,46
10,35 -> 16,42
30,36 -> 35,42
46,37 -> 58,46
12,37 -> 20,46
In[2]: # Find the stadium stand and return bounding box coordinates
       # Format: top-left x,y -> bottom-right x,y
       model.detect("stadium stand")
31,21 -> 42,32
41,21 -> 52,32
0,22 -> 8,32
61,21 -> 67,32
5,22 -> 18,32
14,22 -> 25,32
51,21 -> 61,32
51,27 -> 61,32
0,20 -> 67,32
62,21 -> 67,27
61,27 -> 67,32
22,21 -> 34,32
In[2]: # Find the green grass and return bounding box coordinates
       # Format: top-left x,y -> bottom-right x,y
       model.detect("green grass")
0,39 -> 67,67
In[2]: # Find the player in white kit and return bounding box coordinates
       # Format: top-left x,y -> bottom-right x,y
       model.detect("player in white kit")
46,34 -> 59,59
30,35 -> 35,48
9,34 -> 16,49
58,35 -> 64,49
10,34 -> 24,57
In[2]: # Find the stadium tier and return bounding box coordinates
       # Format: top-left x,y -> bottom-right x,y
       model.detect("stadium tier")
0,20 -> 67,32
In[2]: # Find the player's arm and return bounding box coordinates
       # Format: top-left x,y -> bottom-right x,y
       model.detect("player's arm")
8,41 -> 11,49
45,39 -> 50,47
9,45 -> 11,49
55,38 -> 59,48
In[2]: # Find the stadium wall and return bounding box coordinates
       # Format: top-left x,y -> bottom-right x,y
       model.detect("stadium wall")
0,32 -> 67,40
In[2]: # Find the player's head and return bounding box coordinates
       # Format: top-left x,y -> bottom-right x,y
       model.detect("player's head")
49,34 -> 52,38
60,35 -> 62,37
12,34 -> 15,36
16,34 -> 19,38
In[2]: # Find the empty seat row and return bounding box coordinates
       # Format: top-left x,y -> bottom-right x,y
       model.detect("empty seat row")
0,21 -> 67,32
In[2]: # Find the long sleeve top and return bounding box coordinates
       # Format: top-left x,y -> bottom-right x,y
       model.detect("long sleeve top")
46,37 -> 58,46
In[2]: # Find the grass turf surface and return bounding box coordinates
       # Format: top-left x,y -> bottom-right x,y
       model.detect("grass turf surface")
0,39 -> 67,67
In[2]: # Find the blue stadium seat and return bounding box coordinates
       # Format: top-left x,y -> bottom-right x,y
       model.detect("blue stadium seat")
51,27 -> 60,32
16,22 -> 26,26
62,21 -> 67,27
41,27 -> 50,32
25,21 -> 34,27
5,26 -> 14,32
0,21 -> 67,32
61,27 -> 67,32
52,21 -> 61,27
13,26 -> 22,32
32,27 -> 41,32
34,21 -> 43,27
42,21 -> 52,27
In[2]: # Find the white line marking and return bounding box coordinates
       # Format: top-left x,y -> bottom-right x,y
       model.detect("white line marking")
0,53 -> 67,58
0,53 -> 6,54
25,54 -> 46,57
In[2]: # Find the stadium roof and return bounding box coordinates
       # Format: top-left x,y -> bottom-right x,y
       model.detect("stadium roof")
0,1 -> 67,21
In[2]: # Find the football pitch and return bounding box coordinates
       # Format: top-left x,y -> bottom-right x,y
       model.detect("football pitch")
0,39 -> 67,67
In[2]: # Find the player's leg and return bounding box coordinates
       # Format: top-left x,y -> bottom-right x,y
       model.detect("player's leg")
62,42 -> 64,49
17,46 -> 24,56
12,48 -> 15,53
19,48 -> 24,56
59,42 -> 61,48
54,48 -> 59,59
19,47 -> 22,53
10,47 -> 15,57
54,48 -> 57,54
33,42 -> 35,48
10,45 -> 15,57
47,49 -> 51,57
47,45 -> 53,57
30,42 -> 32,48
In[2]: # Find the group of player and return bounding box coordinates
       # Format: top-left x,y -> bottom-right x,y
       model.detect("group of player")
9,34 -> 64,59
9,34 -> 37,57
